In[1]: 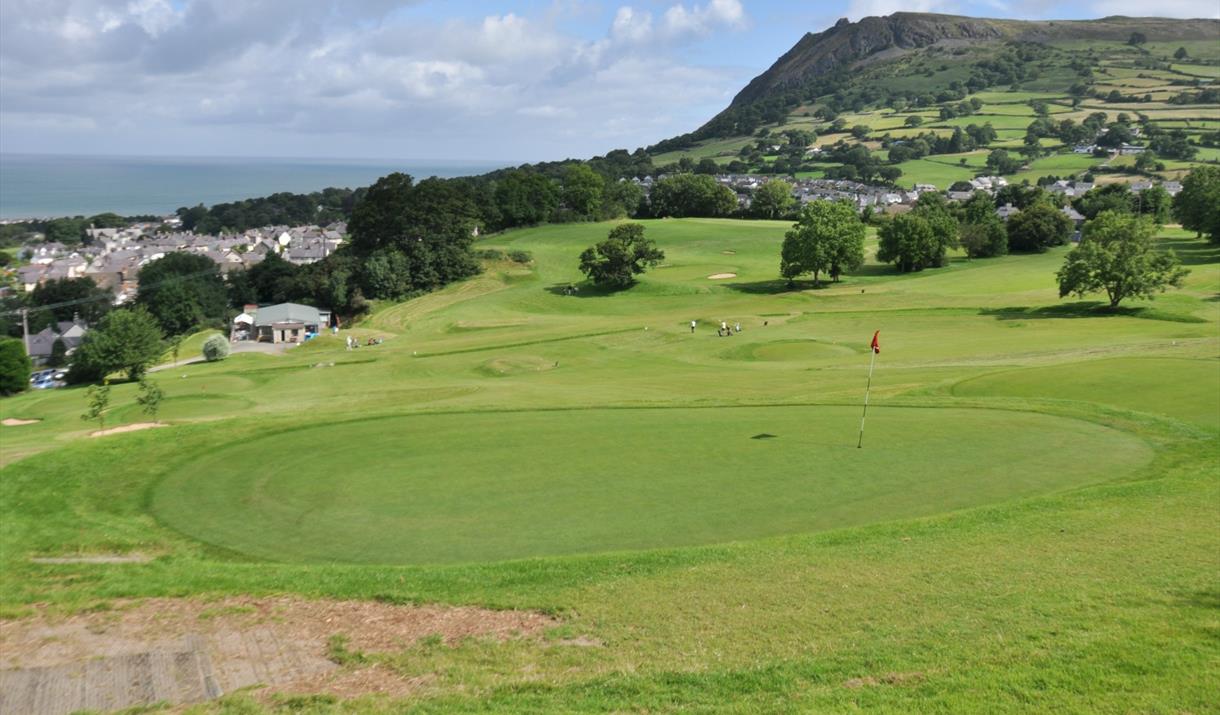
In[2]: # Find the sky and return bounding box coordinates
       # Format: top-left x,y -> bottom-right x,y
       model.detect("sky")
1,0 -> 1217,163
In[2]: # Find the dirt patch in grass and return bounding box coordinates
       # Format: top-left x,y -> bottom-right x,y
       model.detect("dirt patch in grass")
707,273 -> 738,280
1,418 -> 41,426
88,422 -> 166,438
0,596 -> 557,711
268,665 -> 436,702
29,553 -> 152,565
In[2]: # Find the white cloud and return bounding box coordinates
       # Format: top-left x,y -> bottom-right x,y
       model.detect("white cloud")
0,0 -> 755,160
1088,0 -> 1220,18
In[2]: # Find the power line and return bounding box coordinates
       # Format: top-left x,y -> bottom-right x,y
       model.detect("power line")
2,266 -> 229,318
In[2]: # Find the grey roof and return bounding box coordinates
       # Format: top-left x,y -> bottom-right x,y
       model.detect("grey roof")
251,302 -> 324,327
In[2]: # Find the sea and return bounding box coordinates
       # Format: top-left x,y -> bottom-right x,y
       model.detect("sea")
0,154 -> 510,220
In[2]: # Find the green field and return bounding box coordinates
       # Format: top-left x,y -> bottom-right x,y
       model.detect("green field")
2,218 -> 1218,712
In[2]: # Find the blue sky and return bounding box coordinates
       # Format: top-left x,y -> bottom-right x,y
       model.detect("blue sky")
1,0 -> 1216,163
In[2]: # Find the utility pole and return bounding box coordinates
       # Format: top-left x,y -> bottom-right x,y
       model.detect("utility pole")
20,307 -> 30,357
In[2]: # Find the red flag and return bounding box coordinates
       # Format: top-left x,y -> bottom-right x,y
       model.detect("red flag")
870,330 -> 880,354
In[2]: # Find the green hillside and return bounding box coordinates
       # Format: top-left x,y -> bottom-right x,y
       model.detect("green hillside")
648,13 -> 1220,188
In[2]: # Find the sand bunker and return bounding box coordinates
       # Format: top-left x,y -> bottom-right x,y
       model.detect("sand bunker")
2,418 -> 40,426
89,422 -> 165,438
707,273 -> 737,280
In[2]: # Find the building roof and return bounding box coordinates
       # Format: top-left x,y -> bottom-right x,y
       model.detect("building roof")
250,302 -> 324,327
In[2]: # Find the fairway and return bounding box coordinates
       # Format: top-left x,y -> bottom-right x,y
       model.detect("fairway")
152,406 -> 1151,564
954,357 -> 1220,430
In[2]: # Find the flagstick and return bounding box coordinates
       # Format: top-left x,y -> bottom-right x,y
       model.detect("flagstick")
856,347 -> 877,449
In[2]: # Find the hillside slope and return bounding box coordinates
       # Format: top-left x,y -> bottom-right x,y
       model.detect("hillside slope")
729,13 -> 1220,110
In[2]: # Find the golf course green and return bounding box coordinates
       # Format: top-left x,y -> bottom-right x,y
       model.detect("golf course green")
152,406 -> 1149,564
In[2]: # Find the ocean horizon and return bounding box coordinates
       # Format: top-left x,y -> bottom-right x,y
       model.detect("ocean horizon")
0,153 -> 512,220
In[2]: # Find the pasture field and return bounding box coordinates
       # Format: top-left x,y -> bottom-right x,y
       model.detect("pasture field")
650,41 -> 1220,190
1,218 -> 1218,712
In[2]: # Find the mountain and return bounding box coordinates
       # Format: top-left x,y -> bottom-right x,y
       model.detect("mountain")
731,13 -> 1219,108
647,12 -> 1220,159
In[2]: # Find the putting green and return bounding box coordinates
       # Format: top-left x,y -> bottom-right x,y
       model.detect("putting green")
152,406 -> 1150,565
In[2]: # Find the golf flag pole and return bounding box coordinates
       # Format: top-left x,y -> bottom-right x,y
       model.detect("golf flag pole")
857,331 -> 880,449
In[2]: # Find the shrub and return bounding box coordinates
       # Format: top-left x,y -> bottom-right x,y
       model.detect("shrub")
202,335 -> 230,362
508,250 -> 533,264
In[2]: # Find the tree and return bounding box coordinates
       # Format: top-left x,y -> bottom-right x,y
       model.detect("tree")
48,338 -> 67,368
985,149 -> 1020,175
850,125 -> 871,140
202,334 -> 230,362
492,170 -> 560,228
1007,202 -> 1073,253
69,306 -> 163,383
1174,166 -> 1220,242
0,338 -> 30,396
752,180 -> 795,219
136,377 -> 164,421
137,252 -> 228,335
1075,184 -> 1133,220
959,192 -> 1008,258
877,214 -> 947,272
904,115 -> 924,127
578,223 -> 665,289
1127,32 -> 1147,46
603,180 -> 645,219
694,158 -> 720,175
168,334 -> 185,367
561,164 -> 605,219
648,174 -> 737,218
82,381 -> 111,431
29,277 -> 111,330
1057,211 -> 1188,307
1134,185 -> 1172,224
780,200 -> 866,285
1174,47 -> 1188,60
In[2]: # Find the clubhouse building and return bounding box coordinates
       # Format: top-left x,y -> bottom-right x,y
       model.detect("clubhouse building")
232,302 -> 331,344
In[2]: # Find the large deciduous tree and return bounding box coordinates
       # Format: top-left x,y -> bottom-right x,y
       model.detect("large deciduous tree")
561,164 -> 605,220
752,179 -> 796,220
137,252 -> 228,335
347,173 -> 480,299
1056,211 -> 1188,308
1007,202 -> 1073,253
69,306 -> 164,383
877,194 -> 959,272
959,192 -> 1008,258
578,223 -> 665,289
492,170 -> 560,228
648,174 -> 737,218
780,200 -> 865,286
28,277 -> 112,331
1173,166 -> 1220,242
